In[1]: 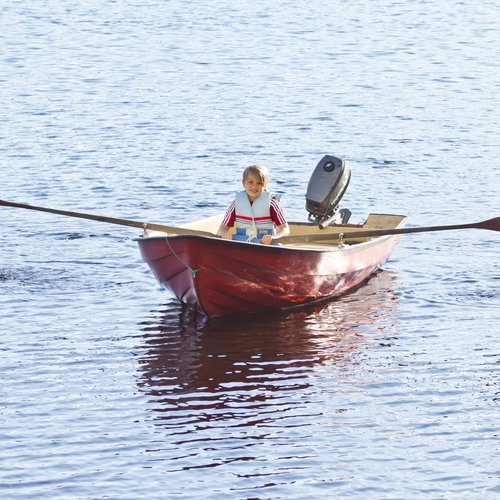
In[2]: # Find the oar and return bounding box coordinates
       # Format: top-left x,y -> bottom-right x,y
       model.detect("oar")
280,217 -> 500,245
0,199 -> 217,237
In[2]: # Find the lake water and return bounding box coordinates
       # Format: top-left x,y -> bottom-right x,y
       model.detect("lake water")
1,1 -> 499,498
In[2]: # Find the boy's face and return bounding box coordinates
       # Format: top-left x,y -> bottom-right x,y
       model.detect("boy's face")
243,173 -> 265,202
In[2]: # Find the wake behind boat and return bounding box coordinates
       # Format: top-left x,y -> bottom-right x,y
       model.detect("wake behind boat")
136,155 -> 407,317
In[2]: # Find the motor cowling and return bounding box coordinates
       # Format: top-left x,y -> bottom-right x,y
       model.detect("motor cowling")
306,155 -> 351,226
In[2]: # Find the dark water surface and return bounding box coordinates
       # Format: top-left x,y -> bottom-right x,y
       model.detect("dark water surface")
1,1 -> 499,498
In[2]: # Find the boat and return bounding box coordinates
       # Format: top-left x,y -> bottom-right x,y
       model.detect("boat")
1,155 -> 497,318
136,155 -> 407,317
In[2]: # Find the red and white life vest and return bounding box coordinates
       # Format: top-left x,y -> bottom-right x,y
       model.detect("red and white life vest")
235,191 -> 275,235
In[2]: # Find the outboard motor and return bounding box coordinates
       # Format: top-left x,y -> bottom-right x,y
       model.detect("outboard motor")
306,155 -> 352,228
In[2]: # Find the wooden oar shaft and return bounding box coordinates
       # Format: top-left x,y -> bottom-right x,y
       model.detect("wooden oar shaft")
3,199 -> 497,244
0,199 -> 216,237
281,217 -> 500,244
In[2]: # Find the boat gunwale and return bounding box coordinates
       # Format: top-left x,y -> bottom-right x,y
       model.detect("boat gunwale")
134,214 -> 408,253
134,231 -> 400,254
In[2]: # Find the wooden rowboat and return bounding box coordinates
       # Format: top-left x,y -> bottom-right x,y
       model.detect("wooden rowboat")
136,213 -> 407,317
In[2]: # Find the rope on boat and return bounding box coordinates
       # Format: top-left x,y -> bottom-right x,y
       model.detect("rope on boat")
164,236 -> 199,278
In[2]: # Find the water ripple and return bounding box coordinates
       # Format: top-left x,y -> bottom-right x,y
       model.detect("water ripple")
1,0 -> 499,498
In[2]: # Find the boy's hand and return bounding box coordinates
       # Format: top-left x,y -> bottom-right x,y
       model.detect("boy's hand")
217,225 -> 232,240
260,234 -> 273,245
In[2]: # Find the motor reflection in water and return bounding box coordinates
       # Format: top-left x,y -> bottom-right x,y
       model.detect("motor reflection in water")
135,271 -> 400,433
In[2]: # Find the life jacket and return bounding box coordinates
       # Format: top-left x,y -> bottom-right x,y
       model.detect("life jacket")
234,191 -> 275,238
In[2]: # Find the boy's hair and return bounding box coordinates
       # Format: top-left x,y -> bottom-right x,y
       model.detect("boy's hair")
243,163 -> 269,188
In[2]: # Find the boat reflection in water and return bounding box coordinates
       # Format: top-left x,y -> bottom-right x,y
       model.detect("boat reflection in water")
135,270 -> 400,431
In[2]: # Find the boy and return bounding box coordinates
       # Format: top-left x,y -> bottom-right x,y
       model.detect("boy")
217,163 -> 290,244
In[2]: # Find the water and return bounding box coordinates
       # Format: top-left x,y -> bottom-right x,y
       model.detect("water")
1,1 -> 499,498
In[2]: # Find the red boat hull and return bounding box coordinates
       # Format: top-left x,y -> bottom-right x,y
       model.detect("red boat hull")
136,232 -> 401,317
